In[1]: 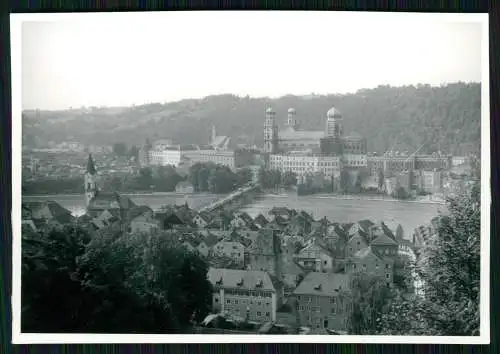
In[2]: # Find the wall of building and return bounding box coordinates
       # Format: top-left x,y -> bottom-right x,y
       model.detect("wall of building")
294,294 -> 349,331
213,288 -> 275,322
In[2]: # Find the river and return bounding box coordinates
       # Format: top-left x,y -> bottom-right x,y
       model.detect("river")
23,191 -> 444,236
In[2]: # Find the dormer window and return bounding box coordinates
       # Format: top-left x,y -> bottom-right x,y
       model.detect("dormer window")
313,284 -> 322,291
237,278 -> 244,286
216,276 -> 223,285
256,279 -> 263,288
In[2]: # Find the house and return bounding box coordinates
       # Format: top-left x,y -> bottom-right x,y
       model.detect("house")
212,241 -> 246,265
131,210 -> 159,234
230,212 -> 259,231
182,240 -> 198,253
155,212 -> 186,230
247,229 -> 283,277
292,272 -> 351,331
197,241 -> 211,257
86,191 -> 136,219
253,214 -> 269,229
345,246 -> 394,285
206,213 -> 233,231
193,212 -> 211,228
175,181 -> 195,194
369,231 -> 399,258
294,241 -> 335,273
268,207 -> 294,219
281,261 -> 305,290
345,231 -> 369,257
286,213 -> 313,235
25,200 -> 75,225
207,268 -> 278,323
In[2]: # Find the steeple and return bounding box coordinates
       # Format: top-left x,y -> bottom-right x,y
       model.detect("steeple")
84,154 -> 98,210
87,154 -> 97,175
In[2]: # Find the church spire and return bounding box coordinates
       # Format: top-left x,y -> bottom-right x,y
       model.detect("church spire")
87,154 -> 96,175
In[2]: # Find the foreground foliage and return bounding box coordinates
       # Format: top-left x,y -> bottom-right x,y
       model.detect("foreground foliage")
22,228 -> 213,333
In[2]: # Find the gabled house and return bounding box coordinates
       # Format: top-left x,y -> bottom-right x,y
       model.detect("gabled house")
247,229 -> 283,278
253,213 -> 269,229
207,268 -> 278,323
130,209 -> 159,234
345,246 -> 394,285
370,232 -> 399,258
292,272 -> 351,331
230,212 -> 258,230
26,200 -> 75,225
294,241 -> 335,273
193,212 -> 211,228
345,231 -> 369,257
212,240 -> 246,265
206,213 -> 233,231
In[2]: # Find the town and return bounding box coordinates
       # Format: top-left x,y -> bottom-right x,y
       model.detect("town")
21,107 -> 480,335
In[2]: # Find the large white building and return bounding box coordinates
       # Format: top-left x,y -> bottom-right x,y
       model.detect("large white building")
265,107 -> 368,182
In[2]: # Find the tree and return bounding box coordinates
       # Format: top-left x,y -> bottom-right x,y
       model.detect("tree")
235,168 -> 253,187
282,171 -> 298,187
22,225 -> 213,333
414,185 -> 480,335
377,169 -> 385,191
112,143 -> 128,156
346,274 -> 395,335
379,184 -> 480,336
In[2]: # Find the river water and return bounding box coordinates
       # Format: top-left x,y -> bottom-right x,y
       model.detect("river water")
23,192 -> 444,237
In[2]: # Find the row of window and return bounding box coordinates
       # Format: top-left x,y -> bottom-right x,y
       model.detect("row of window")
223,289 -> 273,298
217,297 -> 271,307
351,263 -> 391,270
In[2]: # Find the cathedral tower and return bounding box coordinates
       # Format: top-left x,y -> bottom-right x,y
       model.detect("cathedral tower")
326,107 -> 343,139
84,154 -> 98,209
264,107 -> 279,153
286,108 -> 299,130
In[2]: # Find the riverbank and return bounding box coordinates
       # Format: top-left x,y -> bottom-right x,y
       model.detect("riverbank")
261,192 -> 446,205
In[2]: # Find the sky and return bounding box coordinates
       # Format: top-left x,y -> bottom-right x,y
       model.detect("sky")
18,11 -> 485,110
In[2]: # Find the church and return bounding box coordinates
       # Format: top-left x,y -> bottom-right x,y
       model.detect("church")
84,154 -> 137,220
264,107 -> 367,157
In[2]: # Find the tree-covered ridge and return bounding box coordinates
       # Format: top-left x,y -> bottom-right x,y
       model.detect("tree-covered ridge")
23,82 -> 481,155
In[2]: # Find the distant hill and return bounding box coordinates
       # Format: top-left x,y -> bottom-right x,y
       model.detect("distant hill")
22,82 -> 481,155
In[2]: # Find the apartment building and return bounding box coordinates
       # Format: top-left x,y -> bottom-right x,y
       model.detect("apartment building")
208,268 -> 278,323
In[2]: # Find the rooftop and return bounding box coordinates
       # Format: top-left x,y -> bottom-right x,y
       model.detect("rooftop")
294,272 -> 350,295
207,268 -> 276,292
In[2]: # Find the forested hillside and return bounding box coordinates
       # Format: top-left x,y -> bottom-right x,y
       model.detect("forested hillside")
23,82 -> 481,155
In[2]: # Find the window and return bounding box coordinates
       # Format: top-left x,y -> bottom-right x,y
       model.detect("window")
226,299 -> 230,304
386,273 -> 390,279
300,306 -> 305,311
257,311 -> 261,316
235,300 -> 239,305
215,298 -> 219,303
257,301 -> 261,306
266,312 -> 270,317
330,297 -> 336,304
331,307 -> 336,314
386,264 -> 390,269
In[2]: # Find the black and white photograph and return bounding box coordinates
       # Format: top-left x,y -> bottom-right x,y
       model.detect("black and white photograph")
11,11 -> 490,344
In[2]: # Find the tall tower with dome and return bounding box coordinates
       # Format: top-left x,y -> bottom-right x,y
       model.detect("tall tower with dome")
264,107 -> 279,153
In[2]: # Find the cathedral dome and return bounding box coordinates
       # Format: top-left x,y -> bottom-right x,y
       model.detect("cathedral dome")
288,108 -> 296,114
327,107 -> 342,119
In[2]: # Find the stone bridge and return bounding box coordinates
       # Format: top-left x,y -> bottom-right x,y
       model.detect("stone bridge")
197,184 -> 260,213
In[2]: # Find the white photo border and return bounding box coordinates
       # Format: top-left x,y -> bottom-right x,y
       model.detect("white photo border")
10,11 -> 491,344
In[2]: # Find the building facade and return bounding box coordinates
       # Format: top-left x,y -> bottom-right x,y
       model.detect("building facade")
293,272 -> 351,331
208,268 -> 278,323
